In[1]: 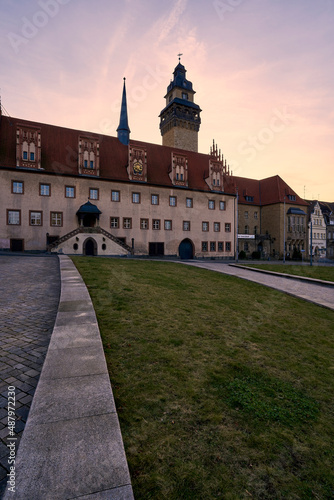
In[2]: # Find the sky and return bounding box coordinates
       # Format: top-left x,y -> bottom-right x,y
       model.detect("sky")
1,0 -> 333,201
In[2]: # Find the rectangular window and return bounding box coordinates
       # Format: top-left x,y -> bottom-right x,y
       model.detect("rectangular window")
214,222 -> 220,232
151,194 -> 159,205
210,241 -> 216,252
244,211 -> 248,219
218,242 -> 224,252
164,220 -> 172,230
65,186 -> 75,198
219,201 -> 226,211
12,181 -> 24,194
90,160 -> 94,169
50,212 -> 63,227
30,152 -> 35,161
111,190 -> 120,202
30,211 -> 42,226
208,200 -> 215,210
226,242 -> 231,251
254,211 -> 258,219
225,223 -> 231,232
202,221 -> 209,232
153,219 -> 160,230
89,188 -> 99,200
23,151 -> 28,160
183,221 -> 190,231
132,192 -> 141,204
202,241 -> 208,252
186,198 -> 193,208
123,218 -> 132,229
7,210 -> 21,225
110,217 -> 119,229
40,183 -> 50,196
169,196 -> 177,207
140,218 -> 149,230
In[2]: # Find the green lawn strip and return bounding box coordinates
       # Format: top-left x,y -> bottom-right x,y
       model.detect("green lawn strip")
72,257 -> 334,499
242,264 -> 334,282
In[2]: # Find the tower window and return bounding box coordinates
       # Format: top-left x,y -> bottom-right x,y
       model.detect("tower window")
182,92 -> 188,100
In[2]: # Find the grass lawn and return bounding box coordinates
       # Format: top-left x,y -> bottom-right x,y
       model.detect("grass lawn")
72,257 -> 334,499
241,264 -> 334,282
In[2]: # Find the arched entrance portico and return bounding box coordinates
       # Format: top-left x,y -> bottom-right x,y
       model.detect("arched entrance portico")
76,201 -> 102,228
83,238 -> 97,256
179,239 -> 194,260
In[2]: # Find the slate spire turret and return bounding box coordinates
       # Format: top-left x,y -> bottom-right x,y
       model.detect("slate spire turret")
117,78 -> 130,145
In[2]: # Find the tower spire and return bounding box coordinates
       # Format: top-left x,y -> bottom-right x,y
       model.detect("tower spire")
117,77 -> 130,145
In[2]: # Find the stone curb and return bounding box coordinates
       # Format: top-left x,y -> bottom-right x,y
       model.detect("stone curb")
4,255 -> 134,500
230,264 -> 334,287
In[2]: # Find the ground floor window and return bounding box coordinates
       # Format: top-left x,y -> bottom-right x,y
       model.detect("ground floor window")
226,242 -> 231,251
210,241 -> 216,252
218,242 -> 224,252
50,212 -> 63,227
140,218 -> 149,229
149,242 -> 164,256
10,239 -> 24,251
7,210 -> 21,225
30,211 -> 42,226
202,241 -> 208,252
110,217 -> 119,228
123,218 -> 132,229
153,219 -> 161,230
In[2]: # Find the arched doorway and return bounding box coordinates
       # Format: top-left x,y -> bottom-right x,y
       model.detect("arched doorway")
179,239 -> 194,260
83,238 -> 97,256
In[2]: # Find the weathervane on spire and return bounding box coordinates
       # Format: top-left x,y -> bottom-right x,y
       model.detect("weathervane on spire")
177,53 -> 183,62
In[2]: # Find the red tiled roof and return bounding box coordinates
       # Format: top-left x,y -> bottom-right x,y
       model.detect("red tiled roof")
0,115 -> 306,205
232,174 -> 307,206
0,116 -> 216,192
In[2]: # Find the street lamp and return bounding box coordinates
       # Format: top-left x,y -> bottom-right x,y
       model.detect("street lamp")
310,219 -> 313,267
283,196 -> 286,263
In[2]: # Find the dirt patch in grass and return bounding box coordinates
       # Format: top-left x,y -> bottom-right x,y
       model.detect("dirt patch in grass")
73,257 -> 334,499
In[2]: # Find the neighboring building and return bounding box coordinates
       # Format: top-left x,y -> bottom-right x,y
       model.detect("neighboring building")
306,201 -> 327,260
321,202 -> 334,260
310,201 -> 334,260
0,62 -> 236,259
235,175 -> 308,260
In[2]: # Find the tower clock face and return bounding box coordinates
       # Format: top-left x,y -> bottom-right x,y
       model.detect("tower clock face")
133,160 -> 143,174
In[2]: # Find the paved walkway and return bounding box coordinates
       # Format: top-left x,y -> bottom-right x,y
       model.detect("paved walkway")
182,261 -> 334,310
0,255 -> 60,498
3,255 -> 134,500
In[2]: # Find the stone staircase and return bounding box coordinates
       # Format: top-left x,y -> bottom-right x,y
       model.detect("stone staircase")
47,226 -> 133,253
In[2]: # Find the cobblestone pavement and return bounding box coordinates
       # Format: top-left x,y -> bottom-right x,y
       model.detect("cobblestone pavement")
183,262 -> 334,310
0,255 -> 60,498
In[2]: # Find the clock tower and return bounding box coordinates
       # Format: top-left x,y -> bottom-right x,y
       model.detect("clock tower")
159,59 -> 201,152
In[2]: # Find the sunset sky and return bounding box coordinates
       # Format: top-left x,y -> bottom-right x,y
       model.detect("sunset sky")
1,0 -> 333,201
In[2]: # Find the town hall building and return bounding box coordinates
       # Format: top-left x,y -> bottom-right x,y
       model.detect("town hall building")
0,59 -> 309,259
